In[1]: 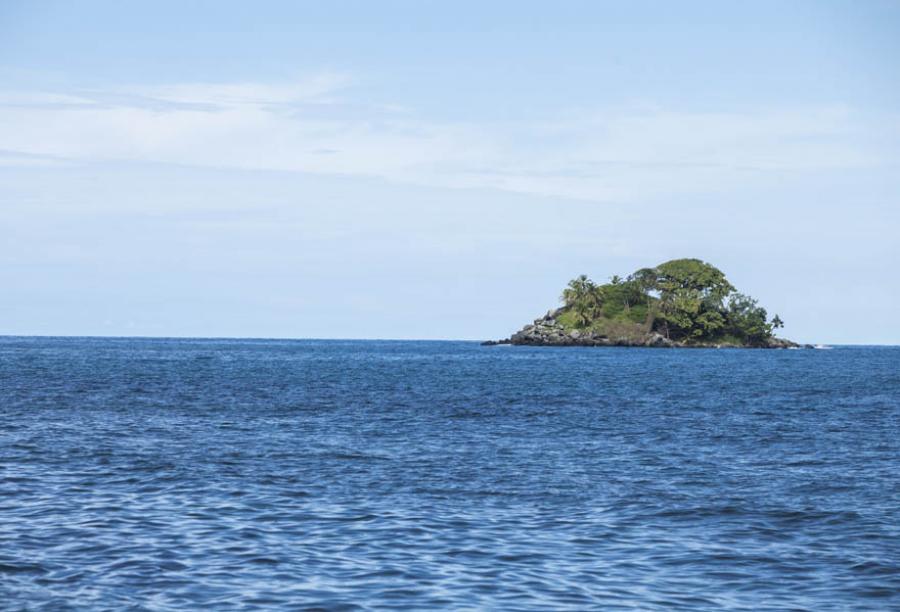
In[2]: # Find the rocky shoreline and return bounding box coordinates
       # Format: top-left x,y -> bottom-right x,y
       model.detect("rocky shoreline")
483,311 -> 809,349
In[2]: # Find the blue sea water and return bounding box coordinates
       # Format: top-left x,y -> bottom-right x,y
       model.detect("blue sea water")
1,337 -> 898,610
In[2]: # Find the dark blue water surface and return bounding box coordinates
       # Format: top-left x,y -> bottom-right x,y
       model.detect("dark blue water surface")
1,338 -> 899,610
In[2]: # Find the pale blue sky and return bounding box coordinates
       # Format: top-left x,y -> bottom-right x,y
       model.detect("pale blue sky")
1,1 -> 898,343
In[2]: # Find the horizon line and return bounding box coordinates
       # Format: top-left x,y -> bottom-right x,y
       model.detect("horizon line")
0,334 -> 895,347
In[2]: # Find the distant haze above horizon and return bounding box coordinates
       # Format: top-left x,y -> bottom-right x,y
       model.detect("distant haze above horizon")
1,1 -> 898,344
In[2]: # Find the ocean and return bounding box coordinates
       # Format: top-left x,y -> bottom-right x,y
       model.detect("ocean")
1,337 -> 898,610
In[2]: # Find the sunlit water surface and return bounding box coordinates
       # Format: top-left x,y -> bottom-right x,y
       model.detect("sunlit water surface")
2,338 -> 898,609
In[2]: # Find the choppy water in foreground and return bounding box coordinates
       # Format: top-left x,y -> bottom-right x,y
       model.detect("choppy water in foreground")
1,337 -> 899,610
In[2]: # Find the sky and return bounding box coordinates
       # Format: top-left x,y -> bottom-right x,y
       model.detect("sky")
1,1 -> 898,343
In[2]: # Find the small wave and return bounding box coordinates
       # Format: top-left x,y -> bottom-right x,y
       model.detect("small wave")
2,337 -> 898,610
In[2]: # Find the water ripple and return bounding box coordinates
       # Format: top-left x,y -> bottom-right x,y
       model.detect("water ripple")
1,338 -> 898,609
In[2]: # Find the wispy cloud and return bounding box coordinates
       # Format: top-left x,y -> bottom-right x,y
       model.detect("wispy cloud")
128,73 -> 351,109
0,91 -> 97,107
0,148 -> 73,168
0,74 -> 895,201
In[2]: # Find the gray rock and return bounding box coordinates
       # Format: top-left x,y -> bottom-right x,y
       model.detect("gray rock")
503,312 -> 804,349
644,332 -> 675,348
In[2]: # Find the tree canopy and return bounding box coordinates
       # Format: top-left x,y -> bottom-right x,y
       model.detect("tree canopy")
557,259 -> 783,345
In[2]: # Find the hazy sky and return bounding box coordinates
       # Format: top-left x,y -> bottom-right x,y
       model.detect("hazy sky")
1,1 -> 898,343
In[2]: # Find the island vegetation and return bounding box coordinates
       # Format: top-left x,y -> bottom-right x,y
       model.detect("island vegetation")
488,258 -> 800,348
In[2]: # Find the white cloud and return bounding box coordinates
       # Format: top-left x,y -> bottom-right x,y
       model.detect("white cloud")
0,76 -> 895,203
130,73 -> 351,108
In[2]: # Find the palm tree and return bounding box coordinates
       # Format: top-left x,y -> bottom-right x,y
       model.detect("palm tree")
562,274 -> 590,305
561,275 -> 601,327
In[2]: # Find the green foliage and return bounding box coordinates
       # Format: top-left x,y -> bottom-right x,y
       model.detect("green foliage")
655,258 -> 734,301
625,302 -> 650,325
558,259 -> 781,344
560,274 -> 602,328
628,268 -> 658,296
556,309 -> 580,329
652,259 -> 733,340
724,293 -> 772,345
558,307 -> 647,340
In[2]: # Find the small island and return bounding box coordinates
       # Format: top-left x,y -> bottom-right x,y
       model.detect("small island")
485,258 -> 808,348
